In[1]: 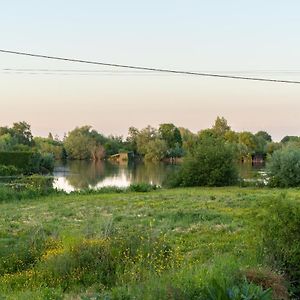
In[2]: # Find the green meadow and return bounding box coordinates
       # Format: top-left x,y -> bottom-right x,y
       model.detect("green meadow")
0,187 -> 295,299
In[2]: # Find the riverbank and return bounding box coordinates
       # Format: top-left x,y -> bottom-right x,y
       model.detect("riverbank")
0,187 -> 295,299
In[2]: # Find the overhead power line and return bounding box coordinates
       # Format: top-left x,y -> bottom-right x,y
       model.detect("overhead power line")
0,49 -> 300,84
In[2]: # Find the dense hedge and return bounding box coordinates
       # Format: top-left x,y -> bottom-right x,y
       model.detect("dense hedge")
0,152 -> 54,174
0,152 -> 33,171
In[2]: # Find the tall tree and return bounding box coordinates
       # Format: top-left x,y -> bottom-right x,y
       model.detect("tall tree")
11,121 -> 34,146
64,126 -> 105,160
158,123 -> 182,149
212,116 -> 231,136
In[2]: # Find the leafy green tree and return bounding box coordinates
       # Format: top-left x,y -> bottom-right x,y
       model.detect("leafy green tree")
267,147 -> 300,187
126,127 -> 140,153
166,137 -> 238,187
0,133 -> 17,151
212,116 -> 230,136
11,121 -> 34,146
64,126 -> 105,160
158,124 -> 182,148
136,126 -> 158,156
224,130 -> 239,144
144,139 -> 168,161
104,135 -> 126,156
265,142 -> 282,155
178,127 -> 197,153
34,137 -> 64,160
238,132 -> 257,159
280,136 -> 300,144
255,131 -> 272,142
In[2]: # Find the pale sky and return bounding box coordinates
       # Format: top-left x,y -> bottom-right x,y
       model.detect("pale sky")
1,1 -> 300,141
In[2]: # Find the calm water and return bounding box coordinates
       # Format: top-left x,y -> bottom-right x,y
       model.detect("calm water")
53,160 -> 265,192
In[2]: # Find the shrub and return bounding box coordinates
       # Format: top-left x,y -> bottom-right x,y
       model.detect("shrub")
165,137 -> 238,187
0,151 -> 33,171
0,165 -> 20,176
267,147 -> 300,187
129,183 -> 157,192
261,194 -> 300,295
0,151 -> 54,175
11,175 -> 54,193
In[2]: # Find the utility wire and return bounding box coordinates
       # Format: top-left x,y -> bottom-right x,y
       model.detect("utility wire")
1,49 -> 300,84
3,68 -> 300,74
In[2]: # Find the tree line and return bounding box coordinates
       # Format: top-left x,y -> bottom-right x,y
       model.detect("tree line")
0,118 -> 299,163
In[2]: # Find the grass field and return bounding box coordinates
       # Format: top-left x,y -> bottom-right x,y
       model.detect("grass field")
0,187 -> 296,299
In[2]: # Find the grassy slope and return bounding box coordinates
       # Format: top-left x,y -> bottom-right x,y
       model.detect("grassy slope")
0,187 -> 298,299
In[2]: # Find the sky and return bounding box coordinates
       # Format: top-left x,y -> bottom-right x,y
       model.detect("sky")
1,1 -> 300,141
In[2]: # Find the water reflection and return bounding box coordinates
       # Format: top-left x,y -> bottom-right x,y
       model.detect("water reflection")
53,160 -> 265,192
53,160 -> 177,192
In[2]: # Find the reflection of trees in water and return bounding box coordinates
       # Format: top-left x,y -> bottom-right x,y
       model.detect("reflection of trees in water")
237,163 -> 265,179
55,160 -> 265,190
59,160 -> 178,189
128,162 -> 176,185
65,160 -> 119,189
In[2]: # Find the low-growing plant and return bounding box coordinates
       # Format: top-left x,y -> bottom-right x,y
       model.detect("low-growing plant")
129,182 -> 158,192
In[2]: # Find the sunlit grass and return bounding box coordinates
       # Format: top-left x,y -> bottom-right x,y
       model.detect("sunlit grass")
0,187 -> 295,299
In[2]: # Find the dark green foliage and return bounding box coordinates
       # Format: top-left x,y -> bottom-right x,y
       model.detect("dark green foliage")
0,176 -> 56,201
255,131 -> 272,143
166,137 -> 238,187
280,135 -> 300,144
0,165 -> 20,176
261,195 -> 300,295
129,183 -> 157,192
204,279 -> 272,300
0,151 -> 33,171
267,147 -> 300,187
159,123 -> 182,148
10,121 -> 34,146
0,151 -> 54,175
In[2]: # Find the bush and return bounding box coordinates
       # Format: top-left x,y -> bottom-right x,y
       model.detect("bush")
0,151 -> 33,171
165,137 -> 238,187
129,183 -> 157,192
261,194 -> 300,295
0,165 -> 20,176
0,151 -> 54,175
267,147 -> 300,187
11,175 -> 54,193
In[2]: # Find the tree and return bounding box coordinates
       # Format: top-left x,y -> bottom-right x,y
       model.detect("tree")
0,133 -> 17,151
136,126 -> 158,156
224,130 -> 239,144
158,123 -> 182,148
255,131 -> 272,142
126,127 -> 140,153
281,136 -> 300,144
64,126 -> 105,160
48,132 -> 54,140
267,147 -> 300,187
178,127 -> 197,153
166,137 -> 238,187
212,116 -> 230,136
11,121 -> 34,146
238,132 -> 257,158
144,139 -> 168,162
